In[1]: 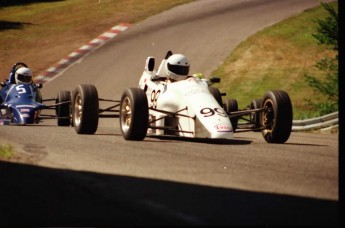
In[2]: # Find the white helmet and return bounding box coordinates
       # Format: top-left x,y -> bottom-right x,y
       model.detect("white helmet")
15,67 -> 33,84
166,54 -> 190,81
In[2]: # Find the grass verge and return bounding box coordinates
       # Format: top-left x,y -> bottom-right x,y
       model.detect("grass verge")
212,1 -> 338,119
0,143 -> 14,160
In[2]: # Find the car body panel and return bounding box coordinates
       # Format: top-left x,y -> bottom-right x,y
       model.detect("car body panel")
1,83 -> 44,125
139,63 -> 233,139
1,62 -> 71,126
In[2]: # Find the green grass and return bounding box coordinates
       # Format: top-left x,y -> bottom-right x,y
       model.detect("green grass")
0,144 -> 14,159
212,2 -> 338,119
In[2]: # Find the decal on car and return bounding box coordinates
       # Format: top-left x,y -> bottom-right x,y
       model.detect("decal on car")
15,85 -> 27,94
200,107 -> 228,118
214,124 -> 232,132
150,89 -> 161,109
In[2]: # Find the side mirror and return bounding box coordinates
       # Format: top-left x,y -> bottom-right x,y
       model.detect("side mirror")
36,83 -> 43,88
210,77 -> 221,84
145,57 -> 155,72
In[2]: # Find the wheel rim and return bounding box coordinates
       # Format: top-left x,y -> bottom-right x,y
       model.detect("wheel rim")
262,99 -> 274,135
74,93 -> 82,126
120,96 -> 131,133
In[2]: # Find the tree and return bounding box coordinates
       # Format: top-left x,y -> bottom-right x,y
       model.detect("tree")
312,2 -> 338,51
304,2 -> 338,116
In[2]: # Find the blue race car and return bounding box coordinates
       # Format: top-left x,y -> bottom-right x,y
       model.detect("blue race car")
0,62 -> 71,126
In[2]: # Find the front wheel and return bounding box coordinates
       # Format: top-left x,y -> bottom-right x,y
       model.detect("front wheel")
72,84 -> 99,134
261,90 -> 292,143
120,88 -> 148,141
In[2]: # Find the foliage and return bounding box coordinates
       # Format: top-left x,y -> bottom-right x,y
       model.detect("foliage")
312,2 -> 338,51
211,2 -> 337,119
304,2 -> 338,116
0,144 -> 14,159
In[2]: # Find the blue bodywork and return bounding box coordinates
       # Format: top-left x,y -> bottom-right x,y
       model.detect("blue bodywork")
0,83 -> 44,125
1,62 -> 71,126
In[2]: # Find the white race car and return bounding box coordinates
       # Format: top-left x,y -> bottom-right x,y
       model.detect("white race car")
71,51 -> 293,143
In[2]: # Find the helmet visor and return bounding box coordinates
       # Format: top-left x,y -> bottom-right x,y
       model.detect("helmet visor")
167,63 -> 189,76
17,74 -> 32,83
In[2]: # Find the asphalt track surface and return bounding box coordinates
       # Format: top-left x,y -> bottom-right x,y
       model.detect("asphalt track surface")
0,0 -> 339,226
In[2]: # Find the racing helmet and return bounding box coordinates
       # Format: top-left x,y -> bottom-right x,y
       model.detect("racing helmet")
15,67 -> 33,84
166,54 -> 190,81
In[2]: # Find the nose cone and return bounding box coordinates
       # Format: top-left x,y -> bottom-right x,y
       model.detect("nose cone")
20,109 -> 37,124
12,106 -> 37,125
210,129 -> 234,139
210,123 -> 234,139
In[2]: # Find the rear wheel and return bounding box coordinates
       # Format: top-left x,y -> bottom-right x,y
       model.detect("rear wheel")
208,86 -> 223,106
56,90 -> 71,126
223,98 -> 238,132
73,84 -> 99,134
70,89 -> 76,127
120,88 -> 148,140
261,90 -> 292,143
250,98 -> 262,132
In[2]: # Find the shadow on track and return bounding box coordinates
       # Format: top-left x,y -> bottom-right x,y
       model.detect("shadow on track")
148,135 -> 252,145
285,142 -> 331,147
0,0 -> 62,8
0,161 -> 339,226
0,21 -> 33,31
0,1 -> 63,31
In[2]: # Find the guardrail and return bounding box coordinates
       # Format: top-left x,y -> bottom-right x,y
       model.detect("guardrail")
292,111 -> 338,132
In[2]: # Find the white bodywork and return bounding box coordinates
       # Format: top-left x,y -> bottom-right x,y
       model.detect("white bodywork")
138,57 -> 234,139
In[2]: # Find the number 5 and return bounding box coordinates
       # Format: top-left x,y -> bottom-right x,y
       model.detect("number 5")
16,85 -> 26,94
